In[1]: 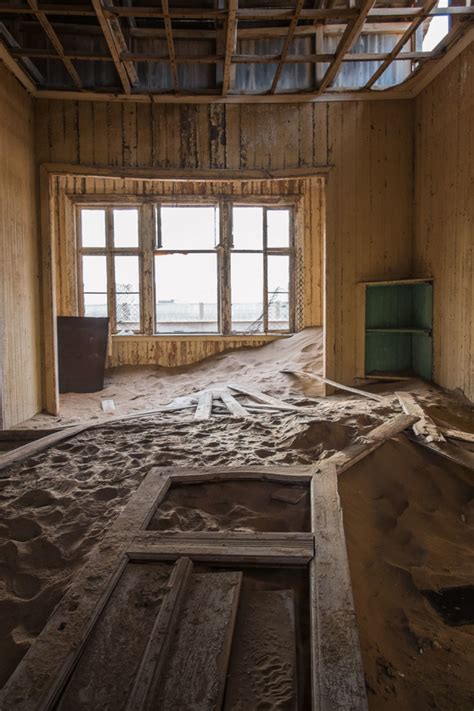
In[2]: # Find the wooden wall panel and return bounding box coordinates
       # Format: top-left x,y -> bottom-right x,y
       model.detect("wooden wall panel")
0,66 -> 42,428
35,99 -> 415,384
414,44 -> 474,402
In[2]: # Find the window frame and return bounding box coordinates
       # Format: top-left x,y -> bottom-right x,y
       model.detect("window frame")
77,203 -> 145,334
76,196 -> 296,337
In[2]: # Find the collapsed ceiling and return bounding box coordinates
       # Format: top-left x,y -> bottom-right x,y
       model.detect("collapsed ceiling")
0,0 -> 473,100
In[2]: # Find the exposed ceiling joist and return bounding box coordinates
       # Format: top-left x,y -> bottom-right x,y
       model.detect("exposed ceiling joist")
270,0 -> 305,93
0,38 -> 36,92
365,0 -> 438,88
222,0 -> 238,97
26,0 -> 81,88
318,0 -> 377,93
161,0 -> 178,91
90,0 -> 132,93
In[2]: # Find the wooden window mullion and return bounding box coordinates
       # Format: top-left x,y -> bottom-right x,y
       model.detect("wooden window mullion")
219,200 -> 231,335
106,207 -> 117,334
288,206 -> 296,333
141,203 -> 155,335
263,208 -> 269,333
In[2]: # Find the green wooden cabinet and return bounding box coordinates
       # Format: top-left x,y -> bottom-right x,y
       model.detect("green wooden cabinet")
357,278 -> 433,381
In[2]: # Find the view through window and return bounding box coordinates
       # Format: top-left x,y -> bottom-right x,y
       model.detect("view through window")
78,200 -> 294,335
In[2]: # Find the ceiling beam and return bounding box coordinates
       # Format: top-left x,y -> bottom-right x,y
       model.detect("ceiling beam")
365,0 -> 438,88
222,0 -> 238,97
10,47 -> 436,64
104,0 -> 139,86
90,0 -> 132,93
26,0 -> 81,88
161,0 -> 178,91
318,0 -> 377,93
0,38 -> 36,92
0,21 -> 44,83
270,0 -> 305,93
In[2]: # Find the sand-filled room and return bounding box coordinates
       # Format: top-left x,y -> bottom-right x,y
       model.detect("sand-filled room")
0,2 -> 473,710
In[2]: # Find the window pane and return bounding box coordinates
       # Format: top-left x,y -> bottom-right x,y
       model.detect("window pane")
155,253 -> 218,333
160,206 -> 218,249
268,255 -> 290,331
231,253 -> 264,333
81,209 -> 106,247
113,209 -> 139,247
267,209 -> 290,248
232,207 -> 263,250
115,255 -> 140,292
82,255 -> 107,293
115,255 -> 140,333
116,292 -> 140,333
84,293 -> 108,318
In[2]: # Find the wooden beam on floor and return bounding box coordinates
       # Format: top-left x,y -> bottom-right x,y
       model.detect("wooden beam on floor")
316,413 -> 419,475
281,369 -> 385,402
396,392 -> 446,443
194,391 -> 213,420
310,463 -> 368,710
126,557 -> 194,711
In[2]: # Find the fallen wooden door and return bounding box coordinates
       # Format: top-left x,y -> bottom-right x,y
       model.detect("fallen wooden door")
0,464 -> 367,711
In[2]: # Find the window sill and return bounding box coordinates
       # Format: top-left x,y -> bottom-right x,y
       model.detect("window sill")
111,333 -> 292,341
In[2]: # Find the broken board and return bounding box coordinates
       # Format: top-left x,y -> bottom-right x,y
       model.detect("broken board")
155,571 -> 242,710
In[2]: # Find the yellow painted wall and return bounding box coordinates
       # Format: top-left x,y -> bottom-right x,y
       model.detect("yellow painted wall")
35,100 -> 415,382
414,44 -> 474,401
0,65 -> 42,427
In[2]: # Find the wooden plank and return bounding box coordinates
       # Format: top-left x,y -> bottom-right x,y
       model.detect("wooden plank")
227,383 -> 299,411
154,464 -> 313,483
56,562 -> 180,710
143,531 -> 313,542
310,464 -> 368,710
270,0 -> 305,94
0,470 -> 170,710
0,423 -> 90,472
222,0 -> 237,96
0,39 -> 37,93
406,433 -> 474,472
126,557 -> 194,711
281,369 -> 385,402
224,590 -> 298,710
365,0 -> 437,89
194,390 -> 213,420
127,539 -> 314,565
161,0 -> 178,91
317,0 -> 376,93
396,391 -> 446,443
316,413 -> 419,475
440,428 -> 474,444
91,0 -> 131,93
153,571 -> 242,710
26,0 -> 82,88
220,391 -> 251,418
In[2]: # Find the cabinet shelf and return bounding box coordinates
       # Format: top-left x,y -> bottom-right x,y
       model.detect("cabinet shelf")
357,278 -> 433,382
365,327 -> 432,335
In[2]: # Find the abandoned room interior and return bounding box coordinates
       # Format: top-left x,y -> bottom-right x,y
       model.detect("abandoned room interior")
0,0 -> 473,709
